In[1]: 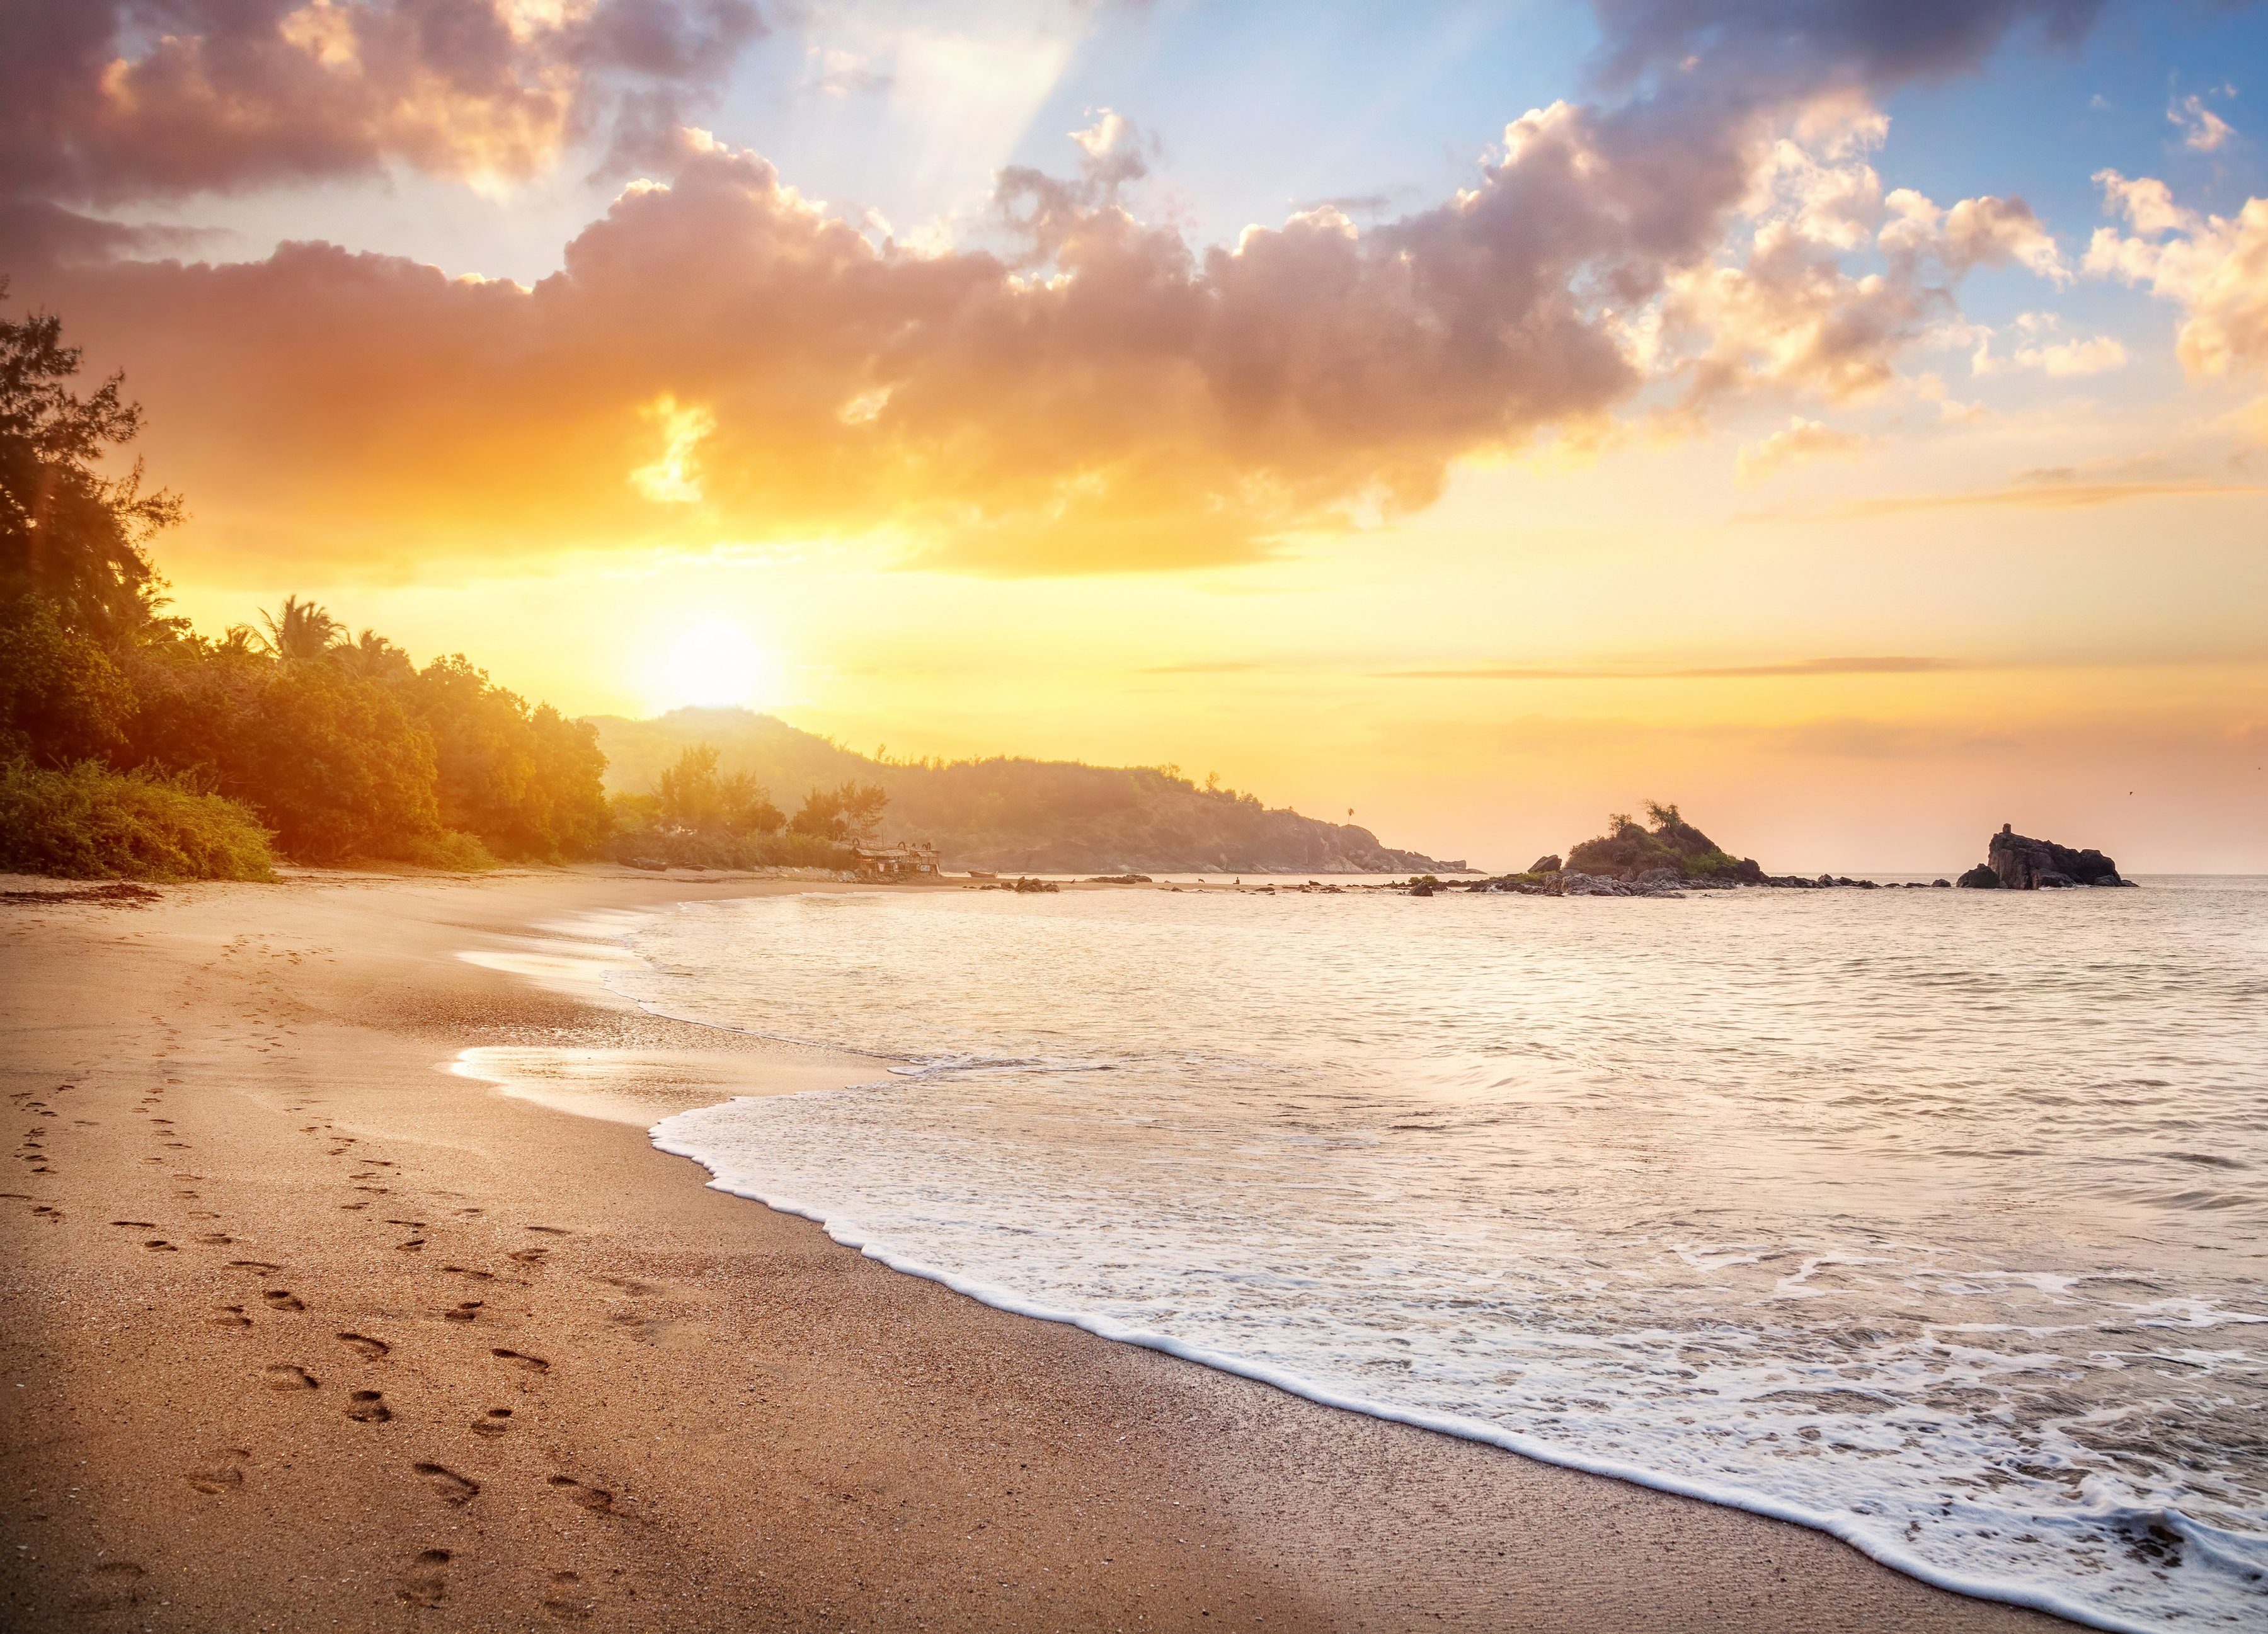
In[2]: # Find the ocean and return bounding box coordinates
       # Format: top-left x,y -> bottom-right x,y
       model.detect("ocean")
603,880 -> 2266,1633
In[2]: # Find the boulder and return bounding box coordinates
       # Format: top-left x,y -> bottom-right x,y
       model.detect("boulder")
1956,863 -> 2002,889
1529,854 -> 1563,874
1983,824 -> 2129,889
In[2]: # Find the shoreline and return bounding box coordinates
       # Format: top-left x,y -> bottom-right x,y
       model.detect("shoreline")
1,865 -> 2075,1631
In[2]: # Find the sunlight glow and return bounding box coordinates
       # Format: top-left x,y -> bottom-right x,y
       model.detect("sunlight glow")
631,393 -> 714,505
665,621 -> 780,710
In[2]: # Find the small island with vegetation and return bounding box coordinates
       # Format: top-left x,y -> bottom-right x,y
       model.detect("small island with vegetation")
1406,805 -> 2134,898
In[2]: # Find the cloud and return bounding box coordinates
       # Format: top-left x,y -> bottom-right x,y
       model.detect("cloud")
1971,311 -> 2126,376
1385,656 -> 1964,681
1768,477 -> 2265,522
1736,415 -> 1865,481
2085,171 -> 2268,428
1586,0 -> 2106,94
1651,110 -> 2067,414
2170,93 -> 2236,153
0,0 -> 767,203
0,0 -> 2116,575
803,46 -> 893,100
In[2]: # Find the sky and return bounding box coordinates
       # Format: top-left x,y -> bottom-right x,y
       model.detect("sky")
3,0 -> 2265,871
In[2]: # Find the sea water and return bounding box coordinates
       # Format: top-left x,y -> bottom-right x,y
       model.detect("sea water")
610,881 -> 2267,1632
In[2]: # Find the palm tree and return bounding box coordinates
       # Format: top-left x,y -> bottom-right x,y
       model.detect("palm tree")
338,627 -> 411,679
255,594 -> 341,663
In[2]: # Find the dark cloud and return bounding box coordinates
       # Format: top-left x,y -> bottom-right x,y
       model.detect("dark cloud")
1587,0 -> 2107,94
0,0 -> 765,203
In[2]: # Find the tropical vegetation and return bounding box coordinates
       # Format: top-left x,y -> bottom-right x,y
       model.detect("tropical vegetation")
0,292 -> 618,877
1563,803 -> 1760,882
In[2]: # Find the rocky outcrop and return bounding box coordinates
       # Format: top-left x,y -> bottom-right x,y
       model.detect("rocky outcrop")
1976,824 -> 2133,889
1956,864 -> 2001,889
1528,854 -> 1562,874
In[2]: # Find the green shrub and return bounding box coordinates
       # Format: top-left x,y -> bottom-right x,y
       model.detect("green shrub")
0,758 -> 273,881
394,828 -> 499,871
0,595 -> 135,763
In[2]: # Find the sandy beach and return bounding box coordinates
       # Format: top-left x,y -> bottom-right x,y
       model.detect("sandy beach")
0,867 -> 2072,1632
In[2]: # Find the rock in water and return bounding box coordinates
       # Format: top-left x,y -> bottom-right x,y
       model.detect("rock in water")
1978,825 -> 2132,889
1956,864 -> 2002,889
1529,854 -> 1562,874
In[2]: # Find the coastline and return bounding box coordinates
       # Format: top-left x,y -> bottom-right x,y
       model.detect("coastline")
1,866 -> 2073,1631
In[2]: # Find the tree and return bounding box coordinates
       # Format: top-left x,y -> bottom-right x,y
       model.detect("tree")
0,593 -> 134,765
0,289 -> 180,637
224,661 -> 442,862
407,654 -> 610,860
253,595 -> 343,664
653,743 -> 782,837
790,780 -> 887,844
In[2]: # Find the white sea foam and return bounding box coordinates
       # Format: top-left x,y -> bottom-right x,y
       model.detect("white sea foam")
609,883 -> 2268,1631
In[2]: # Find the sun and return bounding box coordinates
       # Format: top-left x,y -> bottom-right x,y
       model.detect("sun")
665,622 -> 781,710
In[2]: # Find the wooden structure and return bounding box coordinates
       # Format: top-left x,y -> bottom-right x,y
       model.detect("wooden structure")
854,841 -> 942,879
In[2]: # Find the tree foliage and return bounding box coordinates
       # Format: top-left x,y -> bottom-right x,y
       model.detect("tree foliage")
0,286 -> 180,638
0,297 -> 614,877
605,746 -> 896,870
1565,803 -> 1756,882
790,779 -> 888,844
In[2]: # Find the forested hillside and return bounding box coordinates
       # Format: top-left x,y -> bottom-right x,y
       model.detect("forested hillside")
590,709 -> 1460,874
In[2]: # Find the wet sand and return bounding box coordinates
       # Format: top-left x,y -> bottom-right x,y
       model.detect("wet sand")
0,866 -> 2071,1631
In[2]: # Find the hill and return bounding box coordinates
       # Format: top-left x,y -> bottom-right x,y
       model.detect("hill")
585,709 -> 1462,874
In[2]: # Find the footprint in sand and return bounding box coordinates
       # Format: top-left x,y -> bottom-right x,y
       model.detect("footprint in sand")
396,1548 -> 451,1607
471,1408 -> 513,1439
443,1301 -> 483,1323
69,1558 -> 151,1613
194,1232 -> 234,1245
547,1475 -> 615,1514
525,1225 -> 573,1237
262,1363 -> 319,1391
110,1220 -> 158,1229
185,1449 -> 251,1494
491,1349 -> 549,1374
228,1259 -> 283,1274
542,1568 -> 594,1621
507,1248 -> 549,1267
336,1331 -> 391,1358
397,1238 -> 427,1252
346,1390 -> 394,1424
207,1305 -> 252,1330
442,1265 -> 495,1281
413,1462 -> 479,1505
142,1239 -> 178,1252
262,1290 -> 305,1311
